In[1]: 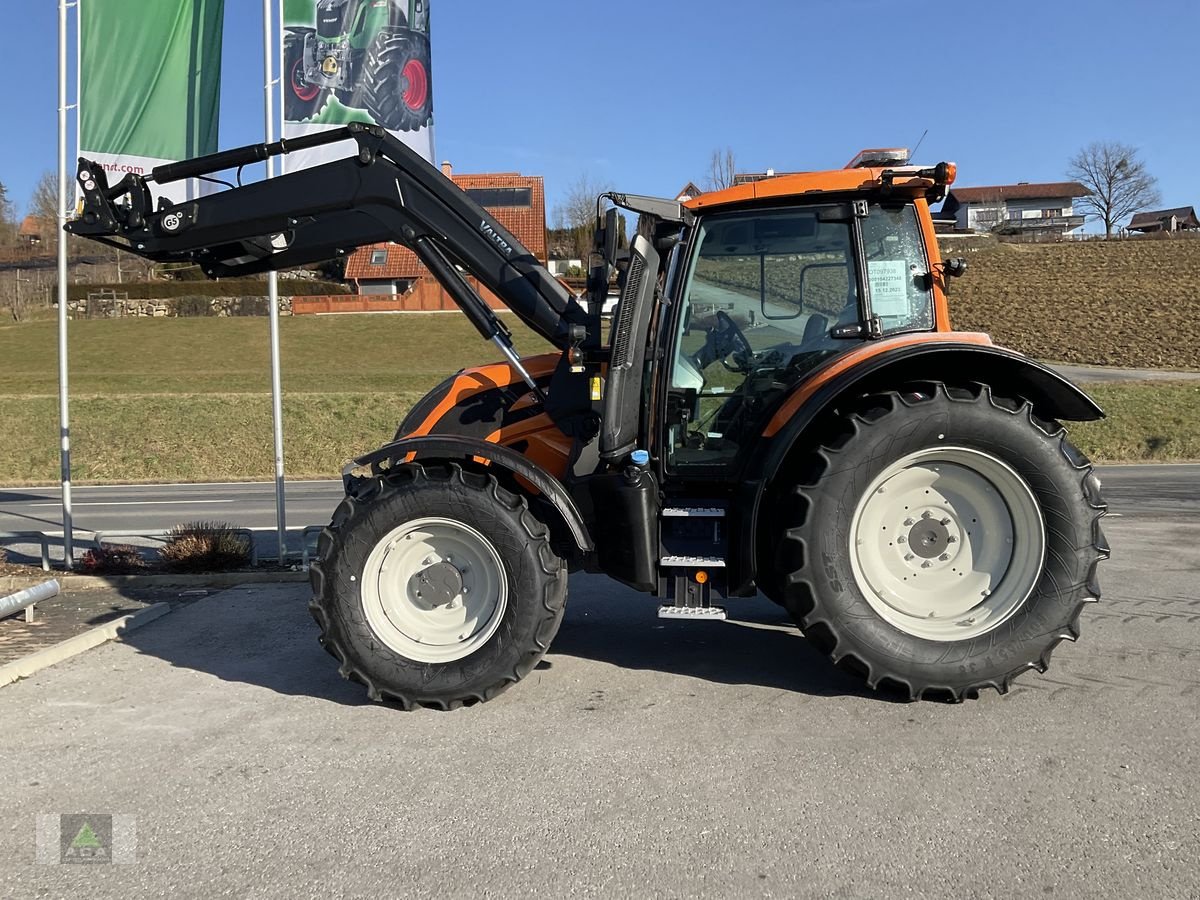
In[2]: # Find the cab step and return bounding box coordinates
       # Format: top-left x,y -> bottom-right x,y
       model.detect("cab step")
658,605 -> 727,620
660,555 -> 726,568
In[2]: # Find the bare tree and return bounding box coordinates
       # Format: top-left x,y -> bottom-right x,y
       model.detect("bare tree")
551,173 -> 610,261
1067,141 -> 1161,237
29,171 -> 59,247
705,147 -> 737,191
555,173 -> 608,231
0,180 -> 16,245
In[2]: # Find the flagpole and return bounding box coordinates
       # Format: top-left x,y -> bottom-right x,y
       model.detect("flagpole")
57,0 -> 74,569
262,0 -> 287,565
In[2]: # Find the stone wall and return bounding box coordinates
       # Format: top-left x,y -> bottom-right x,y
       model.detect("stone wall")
68,296 -> 295,319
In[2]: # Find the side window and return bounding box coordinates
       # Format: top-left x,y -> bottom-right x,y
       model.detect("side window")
862,204 -> 934,334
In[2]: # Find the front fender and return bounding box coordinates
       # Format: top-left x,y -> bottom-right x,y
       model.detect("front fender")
346,434 -> 594,552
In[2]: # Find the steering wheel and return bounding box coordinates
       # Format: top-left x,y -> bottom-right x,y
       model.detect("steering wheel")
697,310 -> 754,373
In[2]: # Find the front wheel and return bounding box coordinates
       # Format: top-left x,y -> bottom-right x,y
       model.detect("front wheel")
309,463 -> 567,709
774,383 -> 1108,700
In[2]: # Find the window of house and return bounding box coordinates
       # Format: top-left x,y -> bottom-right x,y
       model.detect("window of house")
1042,208 -> 1062,219
465,187 -> 532,208
370,249 -> 387,266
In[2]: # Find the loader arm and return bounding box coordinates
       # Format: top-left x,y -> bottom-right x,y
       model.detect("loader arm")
66,123 -> 585,349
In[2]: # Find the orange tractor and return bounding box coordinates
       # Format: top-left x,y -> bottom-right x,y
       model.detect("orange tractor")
68,130 -> 1108,708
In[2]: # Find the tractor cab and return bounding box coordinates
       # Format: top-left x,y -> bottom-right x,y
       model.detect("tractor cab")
583,158 -> 967,614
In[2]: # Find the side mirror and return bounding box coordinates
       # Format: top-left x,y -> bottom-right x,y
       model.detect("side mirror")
943,257 -> 967,278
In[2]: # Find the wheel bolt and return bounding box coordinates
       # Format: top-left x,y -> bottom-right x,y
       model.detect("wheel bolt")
939,553 -> 950,561
903,517 -> 914,526
897,535 -> 907,544
940,517 -> 951,526
921,510 -> 932,519
904,553 -> 914,561
947,536 -> 957,544
422,557 -> 432,565
921,561 -> 932,568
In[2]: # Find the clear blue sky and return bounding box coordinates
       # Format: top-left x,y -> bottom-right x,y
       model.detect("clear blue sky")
4,0 -> 1197,229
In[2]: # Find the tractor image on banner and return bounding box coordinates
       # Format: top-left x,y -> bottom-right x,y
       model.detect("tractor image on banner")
281,0 -> 433,170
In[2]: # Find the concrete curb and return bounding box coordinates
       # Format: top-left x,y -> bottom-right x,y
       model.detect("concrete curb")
0,602 -> 172,688
0,569 -> 309,594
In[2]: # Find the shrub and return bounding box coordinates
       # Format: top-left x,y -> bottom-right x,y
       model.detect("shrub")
79,543 -> 147,575
159,521 -> 251,572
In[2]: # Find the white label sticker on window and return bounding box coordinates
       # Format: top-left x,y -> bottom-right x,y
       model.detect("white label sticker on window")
868,260 -> 910,317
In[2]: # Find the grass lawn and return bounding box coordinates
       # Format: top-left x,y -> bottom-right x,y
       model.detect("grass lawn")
0,315 -> 1194,484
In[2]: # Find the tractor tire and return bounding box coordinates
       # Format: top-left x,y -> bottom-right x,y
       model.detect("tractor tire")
362,30 -> 432,132
309,462 -> 567,709
773,382 -> 1108,701
284,32 -> 326,123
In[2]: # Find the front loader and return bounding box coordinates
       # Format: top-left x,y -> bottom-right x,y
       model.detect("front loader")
68,128 -> 1109,708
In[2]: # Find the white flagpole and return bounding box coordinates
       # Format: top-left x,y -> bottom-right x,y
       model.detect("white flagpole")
263,0 -> 287,564
57,0 -> 74,569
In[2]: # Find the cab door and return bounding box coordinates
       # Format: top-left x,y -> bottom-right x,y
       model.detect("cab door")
658,201 -> 936,475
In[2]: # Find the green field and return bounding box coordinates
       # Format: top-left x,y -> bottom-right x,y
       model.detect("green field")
0,315 -> 1195,485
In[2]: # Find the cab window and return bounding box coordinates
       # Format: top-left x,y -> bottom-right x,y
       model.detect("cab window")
862,203 -> 934,334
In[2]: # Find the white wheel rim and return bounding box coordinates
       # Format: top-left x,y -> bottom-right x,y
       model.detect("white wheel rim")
360,516 -> 507,664
849,446 -> 1045,642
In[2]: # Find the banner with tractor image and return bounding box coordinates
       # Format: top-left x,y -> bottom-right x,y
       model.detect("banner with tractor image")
80,0 -> 225,205
281,0 -> 434,172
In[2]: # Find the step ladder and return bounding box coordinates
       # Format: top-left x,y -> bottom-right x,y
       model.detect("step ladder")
657,504 -> 728,620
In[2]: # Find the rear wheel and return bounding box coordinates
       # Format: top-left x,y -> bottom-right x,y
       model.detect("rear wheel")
309,463 -> 567,709
363,30 -> 432,131
774,383 -> 1108,700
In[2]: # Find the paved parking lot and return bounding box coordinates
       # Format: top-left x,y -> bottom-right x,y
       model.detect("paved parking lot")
1,509 -> 1197,897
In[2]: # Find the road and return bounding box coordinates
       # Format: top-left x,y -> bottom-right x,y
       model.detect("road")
1,499 -> 1198,895
1,463 -> 1194,542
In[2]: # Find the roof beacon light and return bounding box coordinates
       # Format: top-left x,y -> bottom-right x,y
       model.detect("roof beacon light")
846,148 -> 910,169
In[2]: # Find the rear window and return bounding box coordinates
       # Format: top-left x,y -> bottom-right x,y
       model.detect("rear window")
862,204 -> 933,334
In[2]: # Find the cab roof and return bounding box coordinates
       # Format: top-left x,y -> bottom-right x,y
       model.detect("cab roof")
683,166 -> 944,213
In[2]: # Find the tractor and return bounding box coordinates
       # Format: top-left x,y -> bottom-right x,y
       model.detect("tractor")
284,0 -> 432,132
67,127 -> 1108,709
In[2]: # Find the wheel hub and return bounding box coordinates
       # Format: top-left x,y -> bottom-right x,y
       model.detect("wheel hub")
411,561 -> 463,609
907,513 -> 953,559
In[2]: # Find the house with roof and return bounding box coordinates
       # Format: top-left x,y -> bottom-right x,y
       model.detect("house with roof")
1127,206 -> 1199,234
940,182 -> 1089,235
675,182 -> 703,202
344,162 -> 547,308
18,215 -> 48,246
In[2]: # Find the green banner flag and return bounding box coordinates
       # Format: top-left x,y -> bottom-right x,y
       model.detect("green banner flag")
79,0 -> 224,200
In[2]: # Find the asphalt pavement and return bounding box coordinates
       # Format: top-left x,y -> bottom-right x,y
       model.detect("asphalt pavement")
0,504 -> 1198,896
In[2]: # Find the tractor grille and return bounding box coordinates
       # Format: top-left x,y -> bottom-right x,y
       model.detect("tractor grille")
611,252 -> 644,369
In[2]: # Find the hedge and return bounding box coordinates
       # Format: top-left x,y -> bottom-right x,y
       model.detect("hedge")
51,279 -> 351,302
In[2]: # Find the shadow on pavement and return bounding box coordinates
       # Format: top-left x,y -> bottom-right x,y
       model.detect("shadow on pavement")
111,578 -> 879,706
119,585 -> 369,707
550,591 -> 877,701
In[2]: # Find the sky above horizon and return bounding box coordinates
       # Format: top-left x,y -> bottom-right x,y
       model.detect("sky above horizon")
3,0 -> 1197,231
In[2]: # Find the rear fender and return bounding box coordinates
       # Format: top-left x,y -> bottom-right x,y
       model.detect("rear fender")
346,434 -> 594,553
729,342 -> 1104,594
